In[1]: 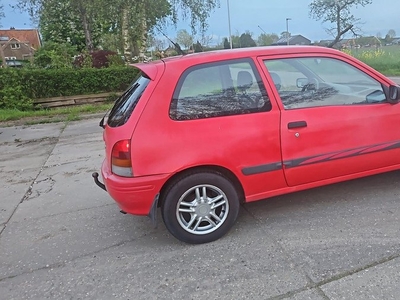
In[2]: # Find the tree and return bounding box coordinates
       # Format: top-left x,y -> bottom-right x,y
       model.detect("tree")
0,3 -> 4,24
257,33 -> 279,46
17,0 -> 100,51
384,30 -> 396,44
39,0 -> 87,51
387,29 -> 396,39
230,33 -> 241,48
33,41 -> 77,68
239,32 -> 256,48
198,34 -> 214,48
280,31 -> 291,39
176,29 -> 193,50
223,37 -> 230,49
17,0 -> 170,59
147,34 -> 167,53
309,0 -> 372,48
168,0 -> 220,35
17,0 -> 101,51
72,0 -> 98,51
17,0 -> 218,61
121,0 -> 218,61
193,41 -> 203,52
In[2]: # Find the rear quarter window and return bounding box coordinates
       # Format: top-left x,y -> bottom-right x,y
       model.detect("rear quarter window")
170,59 -> 271,120
107,73 -> 150,127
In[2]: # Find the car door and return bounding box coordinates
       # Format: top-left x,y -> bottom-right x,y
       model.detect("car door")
262,55 -> 400,187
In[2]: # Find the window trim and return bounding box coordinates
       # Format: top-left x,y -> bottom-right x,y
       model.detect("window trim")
11,43 -> 20,50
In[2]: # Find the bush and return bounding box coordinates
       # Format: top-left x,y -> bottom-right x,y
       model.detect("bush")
0,86 -> 33,111
0,67 -> 138,109
107,54 -> 125,67
0,68 -> 34,110
33,42 -> 77,69
74,50 -> 120,68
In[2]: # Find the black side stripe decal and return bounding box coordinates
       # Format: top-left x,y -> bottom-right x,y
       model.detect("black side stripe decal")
242,162 -> 282,175
242,140 -> 400,175
284,140 -> 400,169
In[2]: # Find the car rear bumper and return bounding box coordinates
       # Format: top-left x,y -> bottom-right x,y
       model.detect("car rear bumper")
100,160 -> 170,216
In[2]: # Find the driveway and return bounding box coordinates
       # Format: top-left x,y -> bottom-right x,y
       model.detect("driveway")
0,117 -> 399,299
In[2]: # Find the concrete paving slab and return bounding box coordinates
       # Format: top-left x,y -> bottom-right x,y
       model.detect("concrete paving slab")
0,126 -> 62,226
0,209 -> 310,300
321,257 -> 400,300
61,118 -> 103,138
6,122 -> 107,221
0,137 -> 57,173
11,163 -> 112,222
0,204 -> 156,279
244,172 -> 400,284
0,123 -> 64,143
44,132 -> 104,168
0,183 -> 28,226
288,289 -> 327,300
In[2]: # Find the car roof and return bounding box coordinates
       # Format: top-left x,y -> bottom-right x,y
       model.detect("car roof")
161,45 -> 343,63
134,46 -> 348,80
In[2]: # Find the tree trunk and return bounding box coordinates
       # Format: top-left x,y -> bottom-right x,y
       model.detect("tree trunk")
121,5 -> 132,62
121,1 -> 148,62
77,3 -> 94,51
137,1 -> 148,61
0,44 -> 6,68
328,24 -> 354,48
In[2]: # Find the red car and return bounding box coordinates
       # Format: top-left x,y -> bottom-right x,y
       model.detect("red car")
93,46 -> 400,244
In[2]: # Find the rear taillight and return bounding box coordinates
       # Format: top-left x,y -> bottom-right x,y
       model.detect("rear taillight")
111,140 -> 133,177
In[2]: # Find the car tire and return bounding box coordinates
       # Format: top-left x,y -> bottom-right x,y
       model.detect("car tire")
161,171 -> 240,244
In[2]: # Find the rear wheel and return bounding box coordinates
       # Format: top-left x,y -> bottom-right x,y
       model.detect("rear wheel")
161,171 -> 240,244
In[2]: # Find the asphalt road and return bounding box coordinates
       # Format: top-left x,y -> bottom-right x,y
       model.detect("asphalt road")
1,108 -> 400,299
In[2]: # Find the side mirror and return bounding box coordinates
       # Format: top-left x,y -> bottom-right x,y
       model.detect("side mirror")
366,90 -> 386,103
388,85 -> 400,104
296,78 -> 309,88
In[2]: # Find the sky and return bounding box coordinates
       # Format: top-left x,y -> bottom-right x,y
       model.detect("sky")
1,0 -> 399,44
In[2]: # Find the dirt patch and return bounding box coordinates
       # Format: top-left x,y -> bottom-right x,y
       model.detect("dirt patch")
0,113 -> 103,128
0,115 -> 70,127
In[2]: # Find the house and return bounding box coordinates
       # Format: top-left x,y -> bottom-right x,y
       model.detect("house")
271,35 -> 311,46
0,28 -> 42,67
392,38 -> 400,45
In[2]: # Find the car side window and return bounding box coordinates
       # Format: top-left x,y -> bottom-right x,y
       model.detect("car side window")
170,59 -> 271,120
264,57 -> 386,110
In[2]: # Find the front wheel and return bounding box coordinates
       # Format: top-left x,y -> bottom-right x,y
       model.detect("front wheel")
161,171 -> 240,244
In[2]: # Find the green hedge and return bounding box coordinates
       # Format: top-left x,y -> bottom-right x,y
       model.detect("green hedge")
0,67 -> 139,110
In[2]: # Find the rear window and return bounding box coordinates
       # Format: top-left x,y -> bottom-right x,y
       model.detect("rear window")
170,59 -> 271,121
107,72 -> 150,127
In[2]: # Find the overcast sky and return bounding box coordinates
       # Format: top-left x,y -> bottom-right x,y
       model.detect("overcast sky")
2,0 -> 399,43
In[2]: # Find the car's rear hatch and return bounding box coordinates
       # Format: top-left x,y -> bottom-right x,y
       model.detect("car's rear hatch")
100,61 -> 164,178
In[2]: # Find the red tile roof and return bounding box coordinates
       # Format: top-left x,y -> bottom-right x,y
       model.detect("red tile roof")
0,29 -> 41,50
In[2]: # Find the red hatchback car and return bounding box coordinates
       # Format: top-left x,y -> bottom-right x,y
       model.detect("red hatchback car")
93,46 -> 400,244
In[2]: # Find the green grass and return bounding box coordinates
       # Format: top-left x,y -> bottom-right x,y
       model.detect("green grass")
345,45 -> 400,76
0,103 -> 112,124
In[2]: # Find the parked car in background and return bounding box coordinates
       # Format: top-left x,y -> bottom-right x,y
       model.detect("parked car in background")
93,46 -> 400,244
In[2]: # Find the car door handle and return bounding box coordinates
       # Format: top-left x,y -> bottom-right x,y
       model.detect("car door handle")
288,121 -> 307,129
